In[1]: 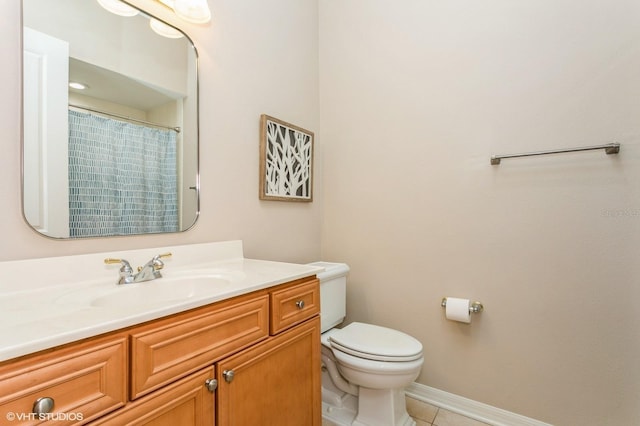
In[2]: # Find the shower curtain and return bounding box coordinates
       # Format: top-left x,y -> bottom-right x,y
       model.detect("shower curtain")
68,110 -> 178,237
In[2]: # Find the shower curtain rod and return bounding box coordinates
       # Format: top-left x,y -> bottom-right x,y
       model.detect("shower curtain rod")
69,104 -> 181,133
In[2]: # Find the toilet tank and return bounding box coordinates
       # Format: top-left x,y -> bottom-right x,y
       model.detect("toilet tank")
308,262 -> 350,333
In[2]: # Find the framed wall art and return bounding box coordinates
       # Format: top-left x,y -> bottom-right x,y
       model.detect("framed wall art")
259,114 -> 314,202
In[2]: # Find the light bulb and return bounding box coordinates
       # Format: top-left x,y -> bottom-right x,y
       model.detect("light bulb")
172,0 -> 211,24
150,19 -> 184,39
69,82 -> 89,90
96,0 -> 139,17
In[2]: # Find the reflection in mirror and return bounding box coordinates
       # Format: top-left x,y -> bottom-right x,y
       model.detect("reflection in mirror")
22,0 -> 199,238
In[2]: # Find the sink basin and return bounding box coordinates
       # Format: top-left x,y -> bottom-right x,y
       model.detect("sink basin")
91,276 -> 230,308
55,275 -> 232,309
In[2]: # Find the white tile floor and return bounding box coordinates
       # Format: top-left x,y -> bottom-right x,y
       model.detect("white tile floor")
322,395 -> 490,426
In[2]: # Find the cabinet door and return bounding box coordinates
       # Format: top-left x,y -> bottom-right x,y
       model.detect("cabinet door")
216,317 -> 321,426
90,367 -> 215,426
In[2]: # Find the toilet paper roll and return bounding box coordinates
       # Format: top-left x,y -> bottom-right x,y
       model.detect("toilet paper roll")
445,297 -> 471,323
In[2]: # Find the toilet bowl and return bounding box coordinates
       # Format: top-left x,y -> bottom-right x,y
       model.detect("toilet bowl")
327,322 -> 423,389
310,262 -> 424,426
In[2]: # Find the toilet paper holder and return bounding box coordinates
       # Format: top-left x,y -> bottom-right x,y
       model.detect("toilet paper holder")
441,297 -> 484,314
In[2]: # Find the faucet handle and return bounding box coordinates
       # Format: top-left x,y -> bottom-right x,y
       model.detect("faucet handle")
104,258 -> 134,284
104,258 -> 132,268
153,253 -> 172,271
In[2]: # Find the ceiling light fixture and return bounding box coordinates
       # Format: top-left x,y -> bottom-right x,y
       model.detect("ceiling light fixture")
69,82 -> 89,90
96,0 -> 139,17
96,0 -> 210,39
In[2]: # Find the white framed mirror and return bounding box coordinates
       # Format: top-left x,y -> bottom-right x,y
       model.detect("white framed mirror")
22,0 -> 199,238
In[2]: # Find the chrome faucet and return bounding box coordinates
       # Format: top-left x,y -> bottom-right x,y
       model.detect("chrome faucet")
135,253 -> 171,282
104,253 -> 172,284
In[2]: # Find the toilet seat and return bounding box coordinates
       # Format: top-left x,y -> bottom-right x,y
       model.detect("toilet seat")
329,322 -> 423,362
332,346 -> 425,376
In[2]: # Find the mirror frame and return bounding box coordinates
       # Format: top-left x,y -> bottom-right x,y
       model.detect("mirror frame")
20,0 -> 201,239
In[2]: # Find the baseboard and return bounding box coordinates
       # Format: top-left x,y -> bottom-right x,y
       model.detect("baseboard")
405,382 -> 553,426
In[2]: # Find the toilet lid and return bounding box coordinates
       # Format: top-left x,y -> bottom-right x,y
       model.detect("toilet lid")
329,322 -> 423,362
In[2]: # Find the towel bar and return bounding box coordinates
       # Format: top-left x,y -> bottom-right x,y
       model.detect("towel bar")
491,143 -> 620,165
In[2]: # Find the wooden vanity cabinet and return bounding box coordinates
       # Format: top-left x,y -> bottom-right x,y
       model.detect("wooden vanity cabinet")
0,276 -> 320,426
118,276 -> 321,426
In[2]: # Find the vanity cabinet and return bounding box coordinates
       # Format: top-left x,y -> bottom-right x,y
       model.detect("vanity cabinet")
0,276 -> 320,426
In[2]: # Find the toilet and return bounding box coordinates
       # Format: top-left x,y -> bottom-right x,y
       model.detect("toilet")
309,262 -> 424,426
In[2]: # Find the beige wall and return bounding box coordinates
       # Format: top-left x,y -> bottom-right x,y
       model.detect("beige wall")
0,0 -> 322,263
319,1 -> 640,425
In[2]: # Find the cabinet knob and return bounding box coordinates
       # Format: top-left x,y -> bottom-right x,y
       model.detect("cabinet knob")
223,369 -> 235,383
32,397 -> 54,415
295,300 -> 305,309
205,378 -> 218,392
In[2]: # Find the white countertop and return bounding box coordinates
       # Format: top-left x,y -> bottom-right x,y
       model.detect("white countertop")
0,241 -> 323,362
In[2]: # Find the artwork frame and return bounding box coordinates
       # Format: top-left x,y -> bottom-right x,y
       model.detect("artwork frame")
259,114 -> 314,202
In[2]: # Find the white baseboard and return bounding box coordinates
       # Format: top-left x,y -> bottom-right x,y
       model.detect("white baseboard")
405,382 -> 553,426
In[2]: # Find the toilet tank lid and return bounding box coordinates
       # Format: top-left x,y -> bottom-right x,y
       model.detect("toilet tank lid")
307,262 -> 350,281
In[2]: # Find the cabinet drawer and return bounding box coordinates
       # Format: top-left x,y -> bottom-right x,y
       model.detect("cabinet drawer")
0,335 -> 127,424
131,293 -> 269,399
270,278 -> 320,334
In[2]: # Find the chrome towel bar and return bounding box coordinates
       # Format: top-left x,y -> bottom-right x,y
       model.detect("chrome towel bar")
490,143 -> 620,165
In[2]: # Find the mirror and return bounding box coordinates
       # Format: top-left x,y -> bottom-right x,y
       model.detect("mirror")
22,0 -> 199,238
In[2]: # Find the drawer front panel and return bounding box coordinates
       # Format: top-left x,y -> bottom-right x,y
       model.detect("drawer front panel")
270,278 -> 320,334
131,294 -> 269,399
0,335 -> 127,424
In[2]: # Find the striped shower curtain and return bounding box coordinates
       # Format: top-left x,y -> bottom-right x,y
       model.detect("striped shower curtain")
68,110 -> 178,237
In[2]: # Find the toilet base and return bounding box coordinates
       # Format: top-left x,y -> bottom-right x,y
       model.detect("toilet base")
353,387 -> 415,426
322,385 -> 415,426
322,396 -> 358,426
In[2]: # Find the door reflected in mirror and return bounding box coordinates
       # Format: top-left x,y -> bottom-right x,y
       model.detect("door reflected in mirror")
22,0 -> 199,238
